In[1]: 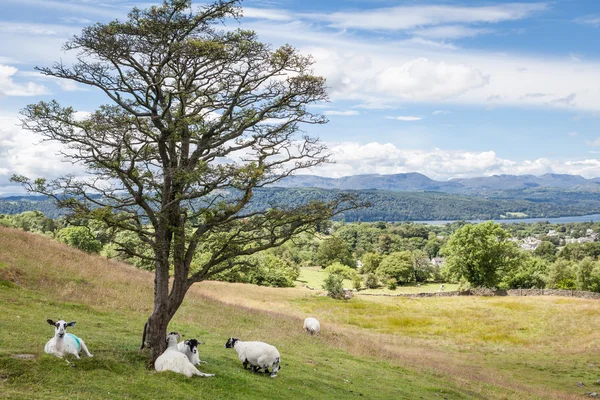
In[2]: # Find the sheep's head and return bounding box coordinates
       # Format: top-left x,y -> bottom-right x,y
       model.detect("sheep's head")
186,339 -> 200,354
185,339 -> 202,364
224,337 -> 239,348
47,319 -> 75,338
166,331 -> 182,346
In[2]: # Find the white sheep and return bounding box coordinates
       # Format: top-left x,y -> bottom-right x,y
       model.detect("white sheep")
155,332 -> 214,378
44,319 -> 93,363
224,337 -> 280,378
303,317 -> 320,335
177,339 -> 207,365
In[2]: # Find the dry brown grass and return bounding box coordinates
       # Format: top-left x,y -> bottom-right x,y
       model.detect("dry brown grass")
1,226 -> 595,399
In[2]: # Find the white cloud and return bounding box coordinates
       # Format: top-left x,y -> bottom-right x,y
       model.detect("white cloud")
432,110 -> 451,115
386,116 -> 422,121
312,3 -> 547,31
568,131 -> 578,137
372,58 -> 489,101
304,141 -> 600,179
0,65 -> 47,96
587,138 -> 600,147
0,115 -> 86,188
575,16 -> 600,27
243,7 -> 292,21
323,110 -> 359,116
410,25 -> 492,39
238,14 -> 600,112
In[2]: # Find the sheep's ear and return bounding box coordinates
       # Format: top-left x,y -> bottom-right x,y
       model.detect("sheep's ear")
47,319 -> 55,326
66,321 -> 76,327
184,340 -> 189,345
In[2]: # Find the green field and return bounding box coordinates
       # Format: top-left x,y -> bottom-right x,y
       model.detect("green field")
297,266 -> 459,294
1,227 -> 597,399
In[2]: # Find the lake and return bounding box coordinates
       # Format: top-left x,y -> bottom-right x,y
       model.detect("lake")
413,214 -> 600,225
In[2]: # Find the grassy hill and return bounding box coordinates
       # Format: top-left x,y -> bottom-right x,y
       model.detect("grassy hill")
1,227 -> 598,399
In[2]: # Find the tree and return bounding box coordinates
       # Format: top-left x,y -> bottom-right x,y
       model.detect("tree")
441,221 -> 520,288
360,252 -> 382,274
315,237 -> 355,268
56,226 -> 103,253
532,240 -> 556,262
377,251 -> 413,284
12,0 -> 361,362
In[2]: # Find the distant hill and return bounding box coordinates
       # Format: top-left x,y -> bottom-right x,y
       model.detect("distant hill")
4,187 -> 600,222
276,172 -> 600,193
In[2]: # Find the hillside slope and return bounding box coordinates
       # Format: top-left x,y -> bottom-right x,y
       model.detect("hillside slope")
0,228 -> 593,399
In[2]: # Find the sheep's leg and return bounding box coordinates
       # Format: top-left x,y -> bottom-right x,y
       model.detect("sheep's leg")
242,359 -> 249,369
80,341 -> 94,357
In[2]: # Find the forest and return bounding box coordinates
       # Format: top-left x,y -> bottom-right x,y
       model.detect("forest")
4,186 -> 600,222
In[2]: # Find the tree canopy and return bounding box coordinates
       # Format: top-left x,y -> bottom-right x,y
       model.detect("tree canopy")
441,221 -> 520,288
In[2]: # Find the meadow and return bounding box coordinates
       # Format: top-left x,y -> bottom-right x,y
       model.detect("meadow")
1,226 -> 598,399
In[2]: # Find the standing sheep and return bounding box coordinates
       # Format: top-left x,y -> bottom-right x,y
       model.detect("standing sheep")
224,337 -> 280,377
155,332 -> 214,378
44,319 -> 93,362
303,317 -> 320,335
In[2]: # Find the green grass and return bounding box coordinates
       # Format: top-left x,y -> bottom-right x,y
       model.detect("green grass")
297,267 -> 458,294
0,228 -> 479,399
1,227 -> 596,399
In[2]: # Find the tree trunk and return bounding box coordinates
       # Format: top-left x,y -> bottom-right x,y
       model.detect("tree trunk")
140,259 -> 191,365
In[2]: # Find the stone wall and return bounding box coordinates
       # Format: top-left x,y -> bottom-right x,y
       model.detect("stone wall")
358,288 -> 600,299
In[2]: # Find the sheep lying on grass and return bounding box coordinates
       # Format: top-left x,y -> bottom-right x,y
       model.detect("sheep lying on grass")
177,339 -> 207,365
225,337 -> 280,378
303,317 -> 320,335
155,332 -> 214,378
44,319 -> 93,364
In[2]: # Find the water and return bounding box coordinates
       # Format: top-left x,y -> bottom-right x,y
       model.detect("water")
412,214 -> 600,225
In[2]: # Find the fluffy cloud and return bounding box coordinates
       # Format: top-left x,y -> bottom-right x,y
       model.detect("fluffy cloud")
305,142 -> 600,179
372,58 -> 489,100
0,65 -> 47,96
0,115 -> 85,190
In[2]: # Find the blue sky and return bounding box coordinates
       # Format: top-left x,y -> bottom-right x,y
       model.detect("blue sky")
1,0 -> 600,194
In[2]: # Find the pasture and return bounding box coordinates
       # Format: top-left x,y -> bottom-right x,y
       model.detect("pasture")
0,227 -> 598,399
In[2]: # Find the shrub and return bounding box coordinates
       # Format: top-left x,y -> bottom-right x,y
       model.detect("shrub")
363,273 -> 379,289
325,262 -> 358,281
323,273 -> 345,299
352,274 -> 363,290
386,278 -> 397,290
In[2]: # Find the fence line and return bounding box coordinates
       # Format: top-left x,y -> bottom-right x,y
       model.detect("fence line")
357,288 -> 600,299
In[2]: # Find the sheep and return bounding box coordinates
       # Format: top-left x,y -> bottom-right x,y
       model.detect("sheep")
224,337 -> 280,378
44,319 -> 93,364
155,332 -> 214,378
303,317 -> 320,335
177,339 -> 207,365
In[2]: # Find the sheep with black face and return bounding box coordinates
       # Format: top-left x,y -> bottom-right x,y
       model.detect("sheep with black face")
155,332 -> 214,378
177,338 -> 207,365
44,319 -> 93,361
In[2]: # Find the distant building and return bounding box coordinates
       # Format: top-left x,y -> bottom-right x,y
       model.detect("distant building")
431,257 -> 445,267
520,237 -> 542,251
547,229 -> 558,236
565,237 -> 594,244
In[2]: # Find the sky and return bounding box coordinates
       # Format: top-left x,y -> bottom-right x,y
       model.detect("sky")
1,0 -> 600,194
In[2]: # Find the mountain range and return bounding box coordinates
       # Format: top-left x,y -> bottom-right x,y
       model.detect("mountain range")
274,173 -> 600,193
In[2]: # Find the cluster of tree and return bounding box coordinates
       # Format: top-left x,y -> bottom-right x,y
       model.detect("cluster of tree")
6,186 -> 600,223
